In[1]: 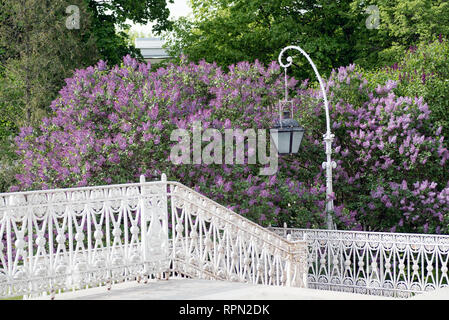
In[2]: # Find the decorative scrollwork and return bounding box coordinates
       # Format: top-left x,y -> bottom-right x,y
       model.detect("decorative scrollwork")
0,179 -> 310,299
269,226 -> 449,297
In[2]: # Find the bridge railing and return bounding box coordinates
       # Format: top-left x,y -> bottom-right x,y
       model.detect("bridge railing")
0,178 -> 170,299
168,183 -> 308,287
0,176 -> 309,299
268,226 -> 449,298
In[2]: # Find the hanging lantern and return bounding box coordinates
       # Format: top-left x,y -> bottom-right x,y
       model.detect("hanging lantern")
270,106 -> 305,155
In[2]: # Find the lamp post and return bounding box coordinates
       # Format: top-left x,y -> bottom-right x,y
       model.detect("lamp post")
271,45 -> 336,230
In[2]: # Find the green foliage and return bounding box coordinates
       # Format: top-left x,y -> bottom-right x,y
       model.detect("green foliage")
0,0 -> 175,192
165,0 -> 449,79
362,38 -> 449,141
0,0 -> 99,123
0,0 -> 175,125
87,0 -> 174,66
352,0 -> 449,67
0,0 -> 99,192
164,0 -> 367,80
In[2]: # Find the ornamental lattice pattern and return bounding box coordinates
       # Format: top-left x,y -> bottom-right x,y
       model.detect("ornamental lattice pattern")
0,177 -> 308,299
268,227 -> 449,298
0,181 -> 170,298
169,184 -> 308,287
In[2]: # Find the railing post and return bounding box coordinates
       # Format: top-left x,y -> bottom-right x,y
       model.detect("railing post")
286,240 -> 308,288
286,253 -> 292,287
5,208 -> 12,286
139,173 -> 170,280
139,175 -> 148,277
160,173 -> 169,279
169,180 -> 177,277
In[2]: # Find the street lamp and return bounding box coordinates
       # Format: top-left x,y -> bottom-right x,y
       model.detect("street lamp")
270,45 -> 336,230
270,104 -> 305,155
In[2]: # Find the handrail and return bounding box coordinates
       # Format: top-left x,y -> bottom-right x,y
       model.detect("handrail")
0,178 -> 309,299
269,226 -> 449,297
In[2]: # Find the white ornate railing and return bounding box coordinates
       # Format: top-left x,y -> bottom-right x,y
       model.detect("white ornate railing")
0,176 -> 170,299
0,176 -> 308,299
169,184 -> 308,287
268,227 -> 449,298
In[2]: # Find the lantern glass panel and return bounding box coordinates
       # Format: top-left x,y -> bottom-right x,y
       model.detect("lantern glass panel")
291,130 -> 304,154
270,129 -> 292,154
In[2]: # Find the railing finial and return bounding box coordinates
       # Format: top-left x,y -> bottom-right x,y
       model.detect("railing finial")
140,175 -> 146,183
161,173 -> 167,182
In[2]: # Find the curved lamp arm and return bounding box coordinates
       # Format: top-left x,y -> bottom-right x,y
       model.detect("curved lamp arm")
278,46 -> 331,135
278,45 -> 336,230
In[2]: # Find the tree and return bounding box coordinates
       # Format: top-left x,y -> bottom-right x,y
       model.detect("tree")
351,0 -> 449,67
0,0 -> 99,127
164,0 -> 449,79
165,0 -> 366,80
0,0 -> 175,126
0,0 -> 175,191
87,0 -> 174,66
0,0 -> 99,191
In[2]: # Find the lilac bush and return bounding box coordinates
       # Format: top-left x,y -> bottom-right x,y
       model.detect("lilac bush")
296,65 -> 449,233
14,56 -> 326,229
362,37 -> 449,142
13,56 -> 449,233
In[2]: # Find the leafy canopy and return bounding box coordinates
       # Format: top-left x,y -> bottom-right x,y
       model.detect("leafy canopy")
0,0 -> 175,191
165,0 -> 449,79
362,37 -> 449,143
88,0 -> 174,66
165,0 -> 366,80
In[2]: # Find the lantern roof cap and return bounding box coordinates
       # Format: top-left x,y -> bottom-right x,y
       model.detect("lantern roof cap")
273,118 -> 304,130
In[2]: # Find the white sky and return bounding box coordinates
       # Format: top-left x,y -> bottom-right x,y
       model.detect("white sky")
130,0 -> 192,35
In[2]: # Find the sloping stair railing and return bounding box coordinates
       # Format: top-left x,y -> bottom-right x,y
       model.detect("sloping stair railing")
169,182 -> 307,287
